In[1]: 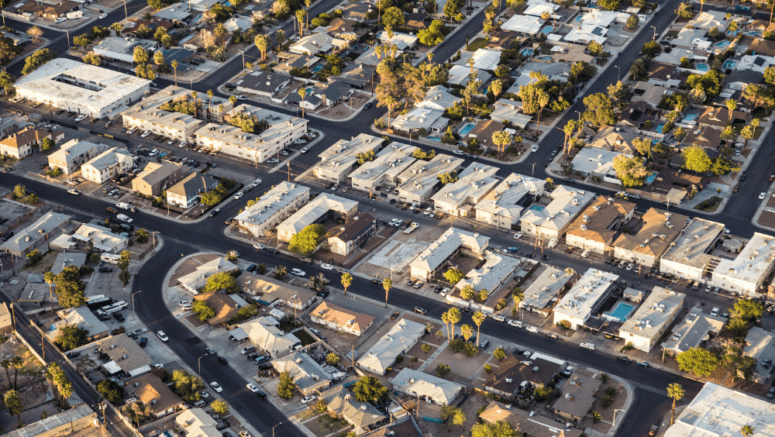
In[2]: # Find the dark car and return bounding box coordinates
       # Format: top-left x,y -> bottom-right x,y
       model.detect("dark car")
371,279 -> 381,285
246,352 -> 258,360
113,312 -> 125,321
98,313 -> 112,321
217,356 -> 228,365
637,361 -> 650,368
617,356 -> 632,363
246,263 -> 257,273
106,207 -> 118,213
256,391 -> 267,399
1,231 -> 14,242
264,248 -> 279,255
390,311 -> 400,320
434,285 -> 443,293
139,337 -> 148,347
316,290 -> 330,298
99,267 -> 113,273
66,351 -> 81,359
363,102 -> 372,110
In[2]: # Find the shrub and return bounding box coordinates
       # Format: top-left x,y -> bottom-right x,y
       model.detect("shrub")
484,364 -> 493,374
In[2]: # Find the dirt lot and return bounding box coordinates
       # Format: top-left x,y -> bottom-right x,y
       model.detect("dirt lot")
414,392 -> 490,436
427,345 -> 492,386
576,379 -> 625,434
0,335 -> 54,433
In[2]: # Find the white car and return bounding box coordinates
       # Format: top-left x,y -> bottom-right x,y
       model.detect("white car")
513,232 -> 523,240
99,13 -> 107,18
178,300 -> 190,307
180,304 -> 192,310
141,131 -> 151,138
210,382 -> 223,393
580,342 -> 596,351
291,268 -> 306,277
301,147 -> 309,154
251,179 -> 262,187
234,192 -> 244,200
453,150 -> 465,155
581,250 -> 590,258
75,115 -> 87,123
67,189 -> 81,196
321,263 -> 334,270
526,326 -> 539,333
724,228 -> 730,234
200,390 -> 210,398
625,263 -> 634,271
247,383 -> 260,393
156,331 -> 168,342
294,139 -> 307,145
760,192 -> 767,200
440,288 -> 450,297
531,145 -> 539,152
508,320 -> 523,328
301,395 -> 317,404
55,17 -> 67,23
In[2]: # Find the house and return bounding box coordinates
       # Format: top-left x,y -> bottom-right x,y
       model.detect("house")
475,173 -> 545,229
321,386 -> 385,434
337,63 -> 377,89
486,352 -> 564,397
121,85 -> 207,141
176,409 -> 219,436
47,306 -> 109,342
348,142 -> 417,194
224,15 -> 253,32
235,71 -> 291,98
564,24 -> 608,45
519,266 -> 574,317
73,223 -> 128,254
0,303 -> 11,336
166,173 -> 219,208
187,0 -> 226,11
273,352 -> 333,395
565,196 -> 635,255
519,186 -> 595,240
48,139 -> 109,175
391,108 -> 448,134
95,334 -> 152,377
632,81 -> 669,108
354,46 -> 403,66
326,17 -> 359,37
392,154 -> 465,205
340,3 -> 371,21
273,51 -> 320,76
749,38 -> 775,57
661,306 -> 725,355
1,212 -> 71,257
456,251 -> 521,297
309,302 -> 375,336
461,120 -> 506,148
683,126 -> 722,150
50,252 -> 87,275
132,162 -> 190,197
479,402 -> 583,437
664,383 -> 775,437
328,213 -> 377,256
317,80 -> 353,107
553,269 -> 619,330
125,373 -> 184,418
177,257 -> 238,293
743,327 -> 775,384
501,14 -> 544,35
379,31 -> 417,50
390,368 -> 464,405
81,148 -> 134,184
687,10 -> 726,30
0,127 -> 54,159
235,182 -> 311,238
712,233 -> 775,297
357,319 -> 425,375
551,369 -> 602,423
289,33 -> 347,55
659,218 -> 725,281
93,37 -> 159,64
586,126 -> 640,155
18,59 -> 150,119
276,193 -> 358,242
432,164 -> 499,217
613,208 -> 688,268
647,62 -> 682,88
570,148 -> 632,183
490,100 -> 533,129
17,1 -> 79,19
313,134 -> 384,184
241,316 -> 300,358
285,91 -> 323,111
153,4 -> 192,22
619,287 -> 685,352
237,272 -> 317,310
409,227 -> 489,281
698,105 -> 748,128
417,86 -> 461,112
193,293 -> 244,325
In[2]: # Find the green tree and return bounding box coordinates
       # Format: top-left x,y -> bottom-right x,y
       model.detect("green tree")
447,307 -> 461,338
440,405 -> 466,426
288,224 -> 326,256
471,421 -> 518,437
676,347 -> 719,377
731,299 -> 763,323
472,311 -> 485,346
382,278 -> 392,308
172,370 -> 205,402
583,93 -> 617,126
494,347 -> 506,360
0,70 -> 15,93
681,145 -> 712,173
135,228 -> 149,244
587,40 -> 604,56
54,325 -> 89,351
22,48 -> 58,75
443,0 -> 464,19
626,14 -> 639,29
675,2 -> 693,18
274,265 -> 287,280
641,40 -> 662,57
382,6 -> 405,30
598,0 -> 620,10
26,249 -> 42,267
460,284 -> 476,301
53,265 -> 86,308
27,26 -> 43,43
667,383 -> 684,425
5,389 -> 23,425
211,399 -> 229,416
192,300 -> 215,321
436,363 -> 451,377
97,380 -> 125,406
278,370 -> 296,399
741,425 -> 755,437
444,268 -> 464,284
352,376 -> 387,402
73,34 -> 91,48
254,34 -> 270,61
326,353 -> 340,365
133,46 -> 149,64
612,155 -> 648,188
202,271 -> 240,294
341,272 -> 352,295
418,20 -> 445,46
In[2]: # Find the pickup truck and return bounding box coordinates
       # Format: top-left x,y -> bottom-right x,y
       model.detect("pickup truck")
116,214 -> 133,223
403,222 -> 418,234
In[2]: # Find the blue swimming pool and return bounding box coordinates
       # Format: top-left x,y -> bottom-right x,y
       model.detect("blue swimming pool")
427,135 -> 441,141
529,205 -> 545,212
655,123 -> 665,133
715,40 -> 731,48
521,48 -> 534,57
696,63 -> 709,72
723,60 -> 737,70
684,113 -> 699,122
607,303 -> 635,322
575,15 -> 583,22
537,56 -> 552,61
747,31 -> 762,37
645,171 -> 658,184
459,123 -> 476,136
311,65 -> 323,72
541,26 -> 554,34
305,87 -> 314,94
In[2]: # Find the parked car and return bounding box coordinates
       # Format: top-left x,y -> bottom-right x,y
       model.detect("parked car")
301,395 -> 316,404
217,356 -> 228,365
156,331 -> 169,342
210,382 -> 223,393
413,307 -> 427,315
291,268 -> 306,277
580,342 -> 595,350
390,311 -> 400,320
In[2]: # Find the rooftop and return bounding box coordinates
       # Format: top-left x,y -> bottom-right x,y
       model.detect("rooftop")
277,193 -> 358,236
237,271 -> 317,305
520,185 -> 596,233
659,218 -> 724,269
488,352 -> 563,393
193,292 -> 241,325
743,327 -> 775,381
316,133 -> 384,175
475,173 -> 546,222
416,86 -> 461,111
554,268 -> 619,321
167,172 -> 219,198
235,71 -> 290,94
49,139 -> 107,164
395,154 -> 465,198
502,14 -> 544,34
125,373 -> 182,415
619,287 -> 685,340
321,385 -> 385,429
95,334 -> 153,375
242,317 -> 301,356
714,232 -> 775,285
177,257 -> 238,292
122,86 -> 203,132
662,306 -> 726,354
196,105 -> 306,151
135,161 -> 187,188
520,266 -> 574,311
348,142 -> 417,185
391,107 -> 447,132
457,250 -> 520,294
49,305 -> 108,340
479,402 -> 583,437
73,223 -> 128,253
94,37 -> 158,57
432,163 -> 499,207
1,212 -> 70,254
390,368 -> 464,405
273,351 -> 333,392
235,182 -> 310,226
566,196 -> 635,244
84,147 -> 133,172
329,213 -> 376,243
410,227 -> 490,274
571,147 -> 630,179
358,319 -> 426,374
613,208 -> 688,258
310,301 -> 375,333
551,369 -> 603,419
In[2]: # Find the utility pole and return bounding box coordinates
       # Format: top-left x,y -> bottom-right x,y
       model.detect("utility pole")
287,163 -> 291,181
350,344 -> 355,371
48,282 -> 54,314
41,326 -> 45,360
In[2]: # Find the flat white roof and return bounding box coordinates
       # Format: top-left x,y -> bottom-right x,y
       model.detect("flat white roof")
502,14 -> 544,34
571,147 -> 629,178
17,58 -> 149,112
235,182 -> 310,225
564,25 -> 608,45
475,173 -> 545,221
457,250 -> 520,293
316,133 -> 384,175
196,104 -> 306,150
470,49 -> 503,71
277,193 -> 358,236
49,139 -> 106,165
554,268 -> 618,321
432,163 -> 499,207
348,142 -> 417,185
396,154 -> 464,198
392,107 -> 447,131
619,287 -> 685,339
520,266 -> 573,310
520,185 -> 595,233
122,85 -> 204,131
410,227 -> 489,273
714,233 -> 775,285
661,218 -> 724,269
358,319 -> 426,374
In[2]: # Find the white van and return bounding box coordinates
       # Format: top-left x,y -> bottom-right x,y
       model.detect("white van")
192,400 -> 206,408
117,214 -> 133,223
241,345 -> 255,355
580,342 -> 596,351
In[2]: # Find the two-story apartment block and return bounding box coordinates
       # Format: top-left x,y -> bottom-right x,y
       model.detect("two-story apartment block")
81,148 -> 134,184
474,173 -> 546,229
277,193 -> 358,242
235,71 -> 291,98
121,86 -> 207,142
519,266 -> 574,317
309,302 -> 375,336
348,143 -> 417,194
712,233 -> 775,297
565,196 -> 635,255
313,134 -> 384,184
327,213 -> 377,256
131,161 -> 190,197
48,139 -> 109,175
553,268 -> 619,330
619,287 -> 685,352
235,182 -> 311,238
0,127 -> 55,159
613,208 -> 688,268
392,154 -> 465,205
166,173 -> 219,208
519,186 -> 596,240
659,218 -> 725,281
410,228 -> 489,281
432,164 -> 499,217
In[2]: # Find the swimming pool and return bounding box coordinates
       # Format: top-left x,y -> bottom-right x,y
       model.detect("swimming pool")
715,40 -> 731,48
305,87 -> 314,94
747,31 -> 762,37
459,123 -> 476,136
541,26 -> 554,34
311,65 -> 324,72
575,15 -> 583,22
655,122 -> 665,133
537,56 -> 553,61
529,205 -> 545,212
645,171 -> 658,184
722,60 -> 737,70
427,135 -> 441,141
607,303 -> 634,322
521,48 -> 535,57
684,113 -> 699,122
696,63 -> 709,72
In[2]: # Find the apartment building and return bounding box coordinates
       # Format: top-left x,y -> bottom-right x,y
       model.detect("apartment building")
313,134 -> 384,184
81,148 -> 134,184
392,154 -> 465,205
235,182 -> 311,238
121,86 -> 206,141
348,143 -> 417,193
48,139 -> 108,175
166,173 -> 220,208
132,161 -> 190,197
432,164 -> 499,217
475,173 -> 546,229
565,196 -> 635,255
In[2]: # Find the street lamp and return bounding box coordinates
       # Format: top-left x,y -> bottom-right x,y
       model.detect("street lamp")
239,50 -> 246,69
198,354 -> 207,376
650,25 -> 657,40
614,65 -> 620,82
574,110 -> 582,120
131,291 -> 142,312
613,409 -> 626,428
64,30 -> 70,49
151,231 -> 159,248
272,422 -> 283,437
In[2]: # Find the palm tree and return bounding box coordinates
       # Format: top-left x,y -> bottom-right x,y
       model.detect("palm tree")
171,60 -> 178,86
254,35 -> 270,61
472,311 -> 485,347
699,0 -> 706,15
229,96 -> 237,115
441,310 -> 451,339
534,89 -> 550,136
492,130 -> 511,160
447,307 -> 461,339
726,99 -> 737,123
382,278 -> 392,308
296,10 -> 306,37
11,356 -> 23,389
460,324 -> 473,342
298,87 -> 307,118
563,120 -> 577,157
191,91 -> 198,119
741,425 -> 755,437
381,96 -> 398,130
341,273 -> 352,295
218,104 -> 224,123
425,323 -> 434,334
1,359 -> 11,388
667,383 -> 684,426
207,89 -> 214,119
305,0 -> 312,29
274,265 -> 287,279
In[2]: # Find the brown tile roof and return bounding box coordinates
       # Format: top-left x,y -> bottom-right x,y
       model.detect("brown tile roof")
648,62 -> 677,82
327,18 -> 358,34
126,373 -> 182,415
566,196 -> 635,244
193,292 -> 240,325
330,213 -> 376,243
551,369 -> 602,419
310,301 -> 374,334
463,120 -> 506,146
613,207 -> 688,257
0,127 -> 51,149
18,1 -> 79,17
684,126 -> 721,150
749,39 -> 775,57
698,106 -> 748,128
486,30 -> 518,49
480,402 -> 583,437
487,353 -> 562,393
404,13 -> 429,30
